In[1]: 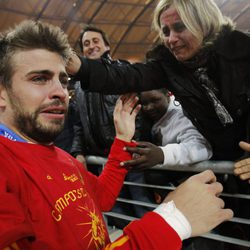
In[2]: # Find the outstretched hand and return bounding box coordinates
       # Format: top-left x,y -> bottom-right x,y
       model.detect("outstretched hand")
113,93 -> 141,142
121,141 -> 164,170
66,53 -> 82,76
164,170 -> 233,237
234,141 -> 250,183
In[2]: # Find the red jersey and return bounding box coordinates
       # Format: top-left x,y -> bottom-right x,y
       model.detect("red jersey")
0,136 -> 181,250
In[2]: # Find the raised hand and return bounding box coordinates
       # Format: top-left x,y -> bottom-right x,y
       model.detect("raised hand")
121,141 -> 164,170
234,141 -> 250,183
163,170 -> 233,237
113,93 -> 141,142
66,53 -> 82,76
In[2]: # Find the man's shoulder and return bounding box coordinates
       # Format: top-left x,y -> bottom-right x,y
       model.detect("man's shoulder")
0,137 -> 26,170
166,100 -> 195,129
0,135 -> 16,149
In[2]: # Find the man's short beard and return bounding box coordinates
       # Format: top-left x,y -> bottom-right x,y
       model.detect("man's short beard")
15,110 -> 65,144
7,88 -> 66,144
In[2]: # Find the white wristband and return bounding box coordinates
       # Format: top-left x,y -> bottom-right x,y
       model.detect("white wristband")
154,200 -> 192,240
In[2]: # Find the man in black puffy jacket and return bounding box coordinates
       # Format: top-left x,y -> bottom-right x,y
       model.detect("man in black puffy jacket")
71,25 -> 152,221
71,25 -> 122,165
71,25 -> 149,166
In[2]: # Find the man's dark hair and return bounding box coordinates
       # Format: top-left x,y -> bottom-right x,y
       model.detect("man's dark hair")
0,20 -> 72,88
158,88 -> 169,95
79,24 -> 110,52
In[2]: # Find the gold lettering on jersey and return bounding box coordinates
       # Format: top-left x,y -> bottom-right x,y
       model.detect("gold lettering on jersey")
47,175 -> 53,180
77,204 -> 106,249
63,173 -> 78,182
51,187 -> 88,221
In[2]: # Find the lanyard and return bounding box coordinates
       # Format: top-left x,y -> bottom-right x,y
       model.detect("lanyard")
0,124 -> 27,142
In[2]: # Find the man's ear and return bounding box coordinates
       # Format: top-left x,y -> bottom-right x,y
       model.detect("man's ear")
0,85 -> 8,108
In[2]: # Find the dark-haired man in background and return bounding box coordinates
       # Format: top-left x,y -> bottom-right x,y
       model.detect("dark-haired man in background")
71,25 -> 152,220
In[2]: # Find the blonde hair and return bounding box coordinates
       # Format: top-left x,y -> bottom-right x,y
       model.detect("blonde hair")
153,0 -> 235,46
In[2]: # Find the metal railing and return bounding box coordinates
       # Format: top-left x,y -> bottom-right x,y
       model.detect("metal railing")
86,156 -> 250,248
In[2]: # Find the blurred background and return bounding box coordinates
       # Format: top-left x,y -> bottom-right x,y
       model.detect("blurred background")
0,0 -> 249,62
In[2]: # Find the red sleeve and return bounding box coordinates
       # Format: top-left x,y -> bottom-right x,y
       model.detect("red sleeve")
103,212 -> 182,250
0,174 -> 34,249
85,138 -> 135,211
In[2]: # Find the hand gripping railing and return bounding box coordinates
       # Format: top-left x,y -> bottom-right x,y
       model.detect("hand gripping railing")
85,156 -> 250,248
